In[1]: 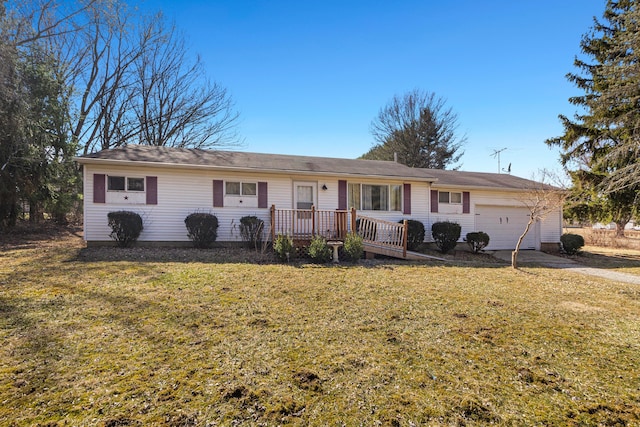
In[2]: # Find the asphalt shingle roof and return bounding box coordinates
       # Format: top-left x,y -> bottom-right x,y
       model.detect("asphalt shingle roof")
77,145 -> 550,190
426,168 -> 553,191
77,145 -> 437,181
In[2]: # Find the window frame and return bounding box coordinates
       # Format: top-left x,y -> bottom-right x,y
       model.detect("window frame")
225,181 -> 258,197
348,183 -> 402,211
438,191 -> 462,204
107,175 -> 145,192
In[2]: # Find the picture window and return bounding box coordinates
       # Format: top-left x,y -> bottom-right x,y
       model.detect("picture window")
348,183 -> 402,211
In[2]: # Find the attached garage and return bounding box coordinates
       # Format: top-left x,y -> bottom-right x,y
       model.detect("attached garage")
475,205 -> 536,250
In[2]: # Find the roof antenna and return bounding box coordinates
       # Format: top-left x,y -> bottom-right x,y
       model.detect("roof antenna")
491,148 -> 507,173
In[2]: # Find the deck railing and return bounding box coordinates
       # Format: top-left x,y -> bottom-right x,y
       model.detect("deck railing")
270,205 -> 408,258
357,215 -> 408,258
270,205 -> 355,241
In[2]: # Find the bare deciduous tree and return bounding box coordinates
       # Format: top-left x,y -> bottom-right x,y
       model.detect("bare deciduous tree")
512,171 -> 566,268
37,0 -> 239,154
134,19 -> 238,149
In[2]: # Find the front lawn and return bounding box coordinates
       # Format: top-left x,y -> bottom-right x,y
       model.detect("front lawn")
1,233 -> 639,426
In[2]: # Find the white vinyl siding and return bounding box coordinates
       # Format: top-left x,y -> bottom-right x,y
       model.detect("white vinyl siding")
426,188 -> 562,249
83,165 -> 433,244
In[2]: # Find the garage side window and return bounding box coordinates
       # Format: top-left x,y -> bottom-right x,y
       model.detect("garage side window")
438,191 -> 462,204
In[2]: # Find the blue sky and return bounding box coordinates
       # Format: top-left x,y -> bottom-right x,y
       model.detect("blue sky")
148,0 -> 605,179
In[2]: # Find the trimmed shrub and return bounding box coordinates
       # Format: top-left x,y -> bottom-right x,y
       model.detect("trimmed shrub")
273,234 -> 294,262
342,233 -> 364,263
432,221 -> 461,253
400,219 -> 425,251
307,235 -> 332,264
239,215 -> 264,249
184,213 -> 219,248
107,211 -> 143,248
466,231 -> 490,253
561,233 -> 584,255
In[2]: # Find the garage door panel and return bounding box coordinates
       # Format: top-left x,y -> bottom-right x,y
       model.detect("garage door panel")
475,205 -> 536,250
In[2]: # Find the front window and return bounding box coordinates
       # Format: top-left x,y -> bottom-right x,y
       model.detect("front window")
439,191 -> 462,204
349,183 -> 401,211
108,176 -> 144,192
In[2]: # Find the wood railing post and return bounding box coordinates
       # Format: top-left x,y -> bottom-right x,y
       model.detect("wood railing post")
270,205 -> 276,242
351,207 -> 357,234
311,205 -> 316,237
402,219 -> 408,258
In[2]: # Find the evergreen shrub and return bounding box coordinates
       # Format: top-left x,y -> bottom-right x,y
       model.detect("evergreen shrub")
273,234 -> 294,262
184,213 -> 219,248
308,235 -> 332,264
561,233 -> 585,255
108,211 -> 143,248
400,219 -> 425,251
431,221 -> 461,253
466,231 -> 490,253
342,233 -> 364,262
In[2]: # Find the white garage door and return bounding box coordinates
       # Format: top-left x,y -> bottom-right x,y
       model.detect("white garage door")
475,205 -> 537,250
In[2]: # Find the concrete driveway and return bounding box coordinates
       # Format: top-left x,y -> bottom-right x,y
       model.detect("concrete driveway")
491,250 -> 640,285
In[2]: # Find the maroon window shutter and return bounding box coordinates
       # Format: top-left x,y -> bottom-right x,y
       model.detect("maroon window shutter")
213,180 -> 224,207
462,191 -> 471,213
338,180 -> 347,210
403,183 -> 411,214
258,182 -> 268,208
146,176 -> 158,205
462,191 -> 470,214
93,174 -> 106,203
430,190 -> 438,213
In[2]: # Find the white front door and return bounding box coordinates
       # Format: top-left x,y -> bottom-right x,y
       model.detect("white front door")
293,182 -> 316,236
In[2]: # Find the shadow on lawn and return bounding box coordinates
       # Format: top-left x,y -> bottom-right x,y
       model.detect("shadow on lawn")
75,245 -> 512,270
573,251 -> 640,270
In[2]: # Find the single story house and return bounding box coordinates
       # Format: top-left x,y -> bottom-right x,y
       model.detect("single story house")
76,145 -> 563,253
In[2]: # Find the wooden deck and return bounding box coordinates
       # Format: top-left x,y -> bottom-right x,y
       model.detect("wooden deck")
270,206 -> 410,259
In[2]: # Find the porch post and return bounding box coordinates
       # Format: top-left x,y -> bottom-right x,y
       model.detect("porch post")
402,219 -> 408,258
270,205 -> 276,242
311,205 -> 316,236
351,207 -> 357,234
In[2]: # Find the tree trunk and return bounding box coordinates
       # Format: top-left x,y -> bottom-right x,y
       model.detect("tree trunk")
512,216 -> 534,269
615,221 -> 626,238
29,201 -> 42,223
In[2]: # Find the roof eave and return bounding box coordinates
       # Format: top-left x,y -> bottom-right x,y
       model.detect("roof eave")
431,182 -> 563,192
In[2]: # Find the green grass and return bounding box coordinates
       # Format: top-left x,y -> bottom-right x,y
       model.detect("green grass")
1,234 -> 639,426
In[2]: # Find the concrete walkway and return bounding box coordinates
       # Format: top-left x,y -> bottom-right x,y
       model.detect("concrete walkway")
491,250 -> 640,285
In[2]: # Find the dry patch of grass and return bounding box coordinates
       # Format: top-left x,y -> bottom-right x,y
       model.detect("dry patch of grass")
1,233 -> 639,426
